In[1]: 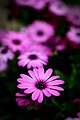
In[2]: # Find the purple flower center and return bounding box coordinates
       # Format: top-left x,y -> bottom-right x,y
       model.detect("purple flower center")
36,81 -> 46,89
77,33 -> 80,36
29,54 -> 38,60
1,47 -> 8,54
13,39 -> 21,45
37,31 -> 44,36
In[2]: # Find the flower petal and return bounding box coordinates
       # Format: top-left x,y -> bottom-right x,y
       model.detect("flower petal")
24,87 -> 37,94
16,93 -> 26,97
17,83 -> 33,89
20,74 -> 35,83
33,68 -> 39,79
38,91 -> 43,103
45,76 -> 60,83
47,80 -> 64,85
47,89 -> 60,96
48,86 -> 64,91
28,70 -> 37,81
38,67 -> 44,80
42,89 -> 51,97
32,90 -> 40,101
44,68 -> 53,80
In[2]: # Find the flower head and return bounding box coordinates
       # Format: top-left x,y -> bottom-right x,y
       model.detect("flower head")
15,0 -> 48,10
17,67 -> 64,103
25,43 -> 53,56
18,51 -> 48,69
0,46 -> 14,62
66,6 -> 80,26
16,92 -> 38,110
67,26 -> 80,44
26,20 -> 54,43
2,30 -> 31,52
49,0 -> 68,16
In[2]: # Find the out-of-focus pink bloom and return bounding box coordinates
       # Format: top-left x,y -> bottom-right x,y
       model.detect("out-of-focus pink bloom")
17,67 -> 64,103
49,0 -> 68,16
0,58 -> 8,72
26,20 -> 54,43
66,6 -> 80,26
15,0 -> 48,10
66,26 -> 80,44
65,113 -> 80,120
65,117 -> 80,120
48,36 -> 66,51
2,30 -> 32,52
16,92 -> 38,110
18,51 -> 48,69
0,46 -> 14,62
77,112 -> 80,118
25,43 -> 53,56
73,98 -> 80,103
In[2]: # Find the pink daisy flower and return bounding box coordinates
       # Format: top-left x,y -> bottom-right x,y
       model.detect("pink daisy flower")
49,0 -> 68,16
16,92 -> 38,110
18,51 -> 48,69
25,43 -> 53,56
26,20 -> 54,43
17,67 -> 64,103
15,0 -> 47,10
66,26 -> 80,44
2,30 -> 31,52
0,46 -> 14,62
66,6 -> 80,26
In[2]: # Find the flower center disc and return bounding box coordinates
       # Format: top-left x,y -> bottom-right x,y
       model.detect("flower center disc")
36,81 -> 46,89
37,31 -> 44,36
1,47 -> 8,54
13,39 -> 21,45
29,54 -> 38,60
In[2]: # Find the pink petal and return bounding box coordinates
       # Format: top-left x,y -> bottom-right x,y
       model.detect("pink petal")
17,78 -> 34,84
16,93 -> 26,97
48,86 -> 64,91
28,70 -> 37,81
47,89 -> 60,96
27,62 -> 32,69
47,80 -> 64,85
18,99 -> 25,106
20,74 -> 35,83
42,89 -> 51,97
17,83 -> 33,89
38,67 -> 44,80
24,87 -> 37,94
44,68 -> 53,80
32,90 -> 40,101
33,68 -> 39,79
38,91 -> 43,103
18,59 -> 29,67
45,76 -> 60,82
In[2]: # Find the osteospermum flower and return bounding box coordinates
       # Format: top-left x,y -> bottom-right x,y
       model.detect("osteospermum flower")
26,20 -> 54,43
26,43 -> 53,56
66,26 -> 80,44
49,0 -> 68,16
16,92 -> 38,110
66,6 -> 80,26
0,46 -> 14,62
2,30 -> 31,52
17,67 -> 64,103
15,0 -> 47,10
18,51 -> 48,69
